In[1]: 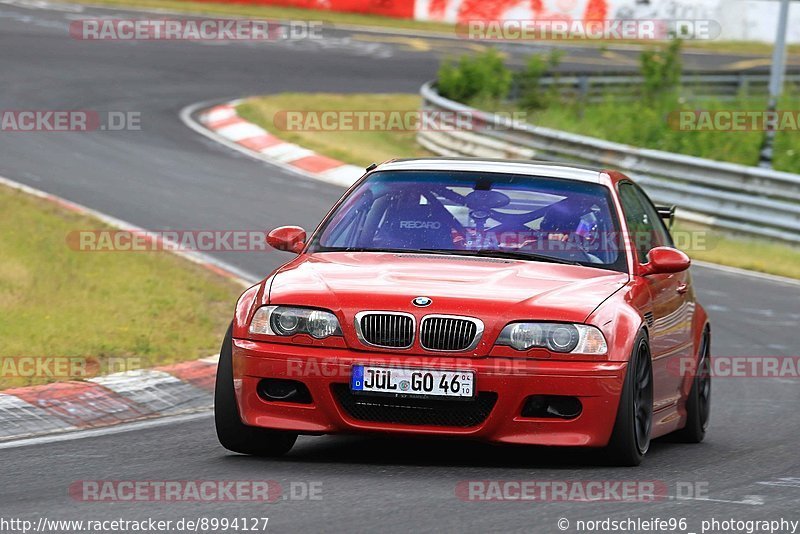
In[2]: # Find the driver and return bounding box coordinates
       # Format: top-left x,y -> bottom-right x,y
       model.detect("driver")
537,201 -> 603,263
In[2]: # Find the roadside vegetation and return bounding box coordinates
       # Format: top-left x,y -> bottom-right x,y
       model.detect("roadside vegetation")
238,93 -> 800,280
672,220 -> 800,278
0,185 -> 242,389
436,42 -> 800,173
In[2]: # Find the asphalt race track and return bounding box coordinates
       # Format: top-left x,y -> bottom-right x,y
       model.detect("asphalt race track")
1,1 -> 799,532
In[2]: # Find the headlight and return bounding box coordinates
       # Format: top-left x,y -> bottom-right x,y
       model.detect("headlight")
497,323 -> 607,354
249,306 -> 342,339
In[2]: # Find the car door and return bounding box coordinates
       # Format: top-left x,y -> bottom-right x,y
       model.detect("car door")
618,182 -> 693,412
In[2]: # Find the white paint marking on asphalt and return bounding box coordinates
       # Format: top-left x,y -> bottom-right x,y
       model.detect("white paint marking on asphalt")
0,410 -> 212,450
216,122 -> 266,142
0,0 -> 83,11
694,260 -> 800,288
658,494 -> 765,506
758,477 -> 800,488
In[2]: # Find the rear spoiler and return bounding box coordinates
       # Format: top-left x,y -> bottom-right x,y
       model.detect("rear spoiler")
656,205 -> 676,229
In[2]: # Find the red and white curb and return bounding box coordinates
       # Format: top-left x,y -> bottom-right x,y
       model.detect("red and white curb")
187,100 -> 364,188
0,174 -> 258,442
0,357 -> 218,442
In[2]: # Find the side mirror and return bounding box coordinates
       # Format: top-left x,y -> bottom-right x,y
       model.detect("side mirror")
656,205 -> 676,230
642,246 -> 691,275
267,226 -> 306,254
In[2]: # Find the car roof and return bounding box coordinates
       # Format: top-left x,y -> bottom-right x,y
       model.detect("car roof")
374,157 -> 608,184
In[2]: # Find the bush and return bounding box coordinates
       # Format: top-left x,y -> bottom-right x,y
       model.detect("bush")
437,48 -> 511,104
640,38 -> 683,101
516,50 -> 562,110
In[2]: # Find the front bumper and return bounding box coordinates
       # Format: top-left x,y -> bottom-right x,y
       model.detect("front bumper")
232,339 -> 627,447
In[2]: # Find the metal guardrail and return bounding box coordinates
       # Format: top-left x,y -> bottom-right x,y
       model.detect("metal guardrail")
418,81 -> 800,244
511,71 -> 800,103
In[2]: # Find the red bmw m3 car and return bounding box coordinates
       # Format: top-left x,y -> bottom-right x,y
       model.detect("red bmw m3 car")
215,158 -> 711,466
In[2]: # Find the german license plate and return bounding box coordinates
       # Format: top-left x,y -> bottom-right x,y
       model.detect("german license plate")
351,365 -> 474,399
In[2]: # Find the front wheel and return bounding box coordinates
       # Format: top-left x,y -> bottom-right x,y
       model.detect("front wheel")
214,324 -> 298,456
605,332 -> 653,466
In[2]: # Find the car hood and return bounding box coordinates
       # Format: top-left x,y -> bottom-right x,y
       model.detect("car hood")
268,252 -> 628,325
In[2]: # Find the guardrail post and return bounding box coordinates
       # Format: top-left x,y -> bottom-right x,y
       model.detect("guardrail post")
577,74 -> 590,118
577,74 -> 589,103
737,73 -> 749,98
758,0 -> 791,169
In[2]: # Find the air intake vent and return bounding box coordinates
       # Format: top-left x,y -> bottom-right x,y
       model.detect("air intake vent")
644,312 -> 655,327
356,312 -> 415,349
333,384 -> 497,427
420,315 -> 483,352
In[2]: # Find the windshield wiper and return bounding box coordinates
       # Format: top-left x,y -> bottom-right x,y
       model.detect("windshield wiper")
419,248 -> 582,266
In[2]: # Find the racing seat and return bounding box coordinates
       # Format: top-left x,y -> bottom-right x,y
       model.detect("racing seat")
378,202 -> 455,250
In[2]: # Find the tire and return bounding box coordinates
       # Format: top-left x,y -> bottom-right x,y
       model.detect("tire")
215,324 -> 298,456
672,329 -> 711,443
605,331 -> 653,466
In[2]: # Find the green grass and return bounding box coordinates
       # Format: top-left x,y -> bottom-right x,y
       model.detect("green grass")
0,184 -> 242,389
672,220 -> 800,279
238,92 -> 800,280
237,93 -> 433,167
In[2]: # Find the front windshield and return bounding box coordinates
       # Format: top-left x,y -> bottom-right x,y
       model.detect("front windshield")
309,170 -> 626,272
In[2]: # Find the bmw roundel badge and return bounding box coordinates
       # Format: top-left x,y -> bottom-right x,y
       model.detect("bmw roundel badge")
412,296 -> 432,307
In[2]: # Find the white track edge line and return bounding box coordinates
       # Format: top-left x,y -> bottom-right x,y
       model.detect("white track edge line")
693,260 -> 800,288
0,410 -> 212,450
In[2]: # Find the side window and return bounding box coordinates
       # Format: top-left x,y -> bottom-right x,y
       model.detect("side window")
632,184 -> 673,248
618,183 -> 670,264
